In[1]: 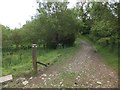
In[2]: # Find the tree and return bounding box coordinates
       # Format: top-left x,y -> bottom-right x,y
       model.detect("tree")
35,1 -> 77,49
2,25 -> 12,51
11,29 -> 22,50
74,2 -> 92,35
89,2 -> 118,49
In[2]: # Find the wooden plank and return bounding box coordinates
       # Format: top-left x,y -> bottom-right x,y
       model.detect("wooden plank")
0,75 -> 13,83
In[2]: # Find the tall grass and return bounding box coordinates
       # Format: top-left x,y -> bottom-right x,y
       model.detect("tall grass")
2,37 -> 81,77
95,45 -> 118,71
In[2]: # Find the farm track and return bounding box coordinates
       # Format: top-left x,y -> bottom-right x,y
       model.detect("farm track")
3,40 -> 118,88
25,40 -> 118,88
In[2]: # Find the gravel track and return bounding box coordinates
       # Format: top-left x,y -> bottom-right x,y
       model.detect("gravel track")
25,40 -> 118,88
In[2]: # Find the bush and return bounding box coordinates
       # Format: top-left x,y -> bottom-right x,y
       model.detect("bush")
63,33 -> 76,47
97,37 -> 110,46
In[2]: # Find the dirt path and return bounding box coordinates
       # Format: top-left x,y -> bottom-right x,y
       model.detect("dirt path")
23,40 -> 118,88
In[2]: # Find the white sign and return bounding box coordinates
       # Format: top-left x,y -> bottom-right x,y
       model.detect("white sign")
0,75 -> 13,83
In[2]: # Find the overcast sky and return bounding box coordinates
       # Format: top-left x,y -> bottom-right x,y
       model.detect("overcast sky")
0,0 -> 118,29
0,0 -> 76,29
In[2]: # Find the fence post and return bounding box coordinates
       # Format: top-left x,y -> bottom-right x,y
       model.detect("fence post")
32,44 -> 37,73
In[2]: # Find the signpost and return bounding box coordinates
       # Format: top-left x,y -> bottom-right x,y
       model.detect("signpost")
32,44 -> 47,74
32,44 -> 37,73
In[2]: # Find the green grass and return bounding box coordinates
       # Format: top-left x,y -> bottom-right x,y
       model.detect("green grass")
2,37 -> 81,77
95,44 -> 118,71
2,35 -> 118,78
80,35 -> 118,71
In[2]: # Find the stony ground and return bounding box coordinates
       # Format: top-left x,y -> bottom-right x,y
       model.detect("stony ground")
3,40 -> 118,88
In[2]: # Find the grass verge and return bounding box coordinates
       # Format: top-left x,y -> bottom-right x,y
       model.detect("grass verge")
95,44 -> 118,71
2,37 -> 81,77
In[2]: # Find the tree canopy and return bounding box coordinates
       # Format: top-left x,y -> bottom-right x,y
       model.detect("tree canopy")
2,1 -> 119,51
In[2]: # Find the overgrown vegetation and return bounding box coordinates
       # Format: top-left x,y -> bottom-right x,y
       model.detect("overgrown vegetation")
95,44 -> 118,71
1,1 -> 119,76
2,37 -> 81,77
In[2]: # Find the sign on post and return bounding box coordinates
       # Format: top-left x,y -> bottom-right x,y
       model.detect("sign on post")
32,44 -> 37,73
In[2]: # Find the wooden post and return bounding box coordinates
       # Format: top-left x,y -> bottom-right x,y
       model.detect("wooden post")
32,44 -> 37,73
